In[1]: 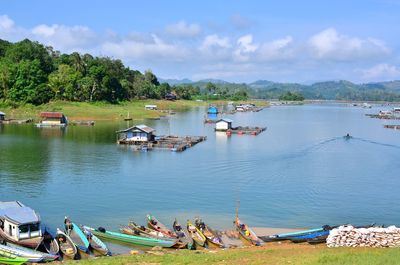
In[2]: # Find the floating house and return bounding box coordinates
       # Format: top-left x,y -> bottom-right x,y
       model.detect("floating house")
215,118 -> 233,131
117,124 -> 156,143
0,111 -> 5,121
36,112 -> 67,127
207,106 -> 219,114
145,105 -> 158,110
165,93 -> 177,101
0,201 -> 43,248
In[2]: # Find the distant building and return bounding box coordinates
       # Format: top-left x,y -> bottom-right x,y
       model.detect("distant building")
165,93 -> 177,101
117,124 -> 156,142
215,118 -> 233,131
0,111 -> 5,121
37,112 -> 67,127
145,105 -> 158,110
207,106 -> 218,114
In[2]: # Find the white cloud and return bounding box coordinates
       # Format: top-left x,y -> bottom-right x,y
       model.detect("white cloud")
230,14 -> 251,30
257,36 -> 294,61
0,15 -> 14,31
309,28 -> 390,61
102,34 -> 189,62
234,34 -> 258,62
359,63 -> 400,81
164,21 -> 201,38
200,34 -> 231,49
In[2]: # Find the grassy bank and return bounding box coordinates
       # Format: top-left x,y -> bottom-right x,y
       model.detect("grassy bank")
0,99 -> 268,121
64,244 -> 400,265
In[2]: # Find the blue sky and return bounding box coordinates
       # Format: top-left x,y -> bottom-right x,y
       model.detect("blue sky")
1,0 -> 400,83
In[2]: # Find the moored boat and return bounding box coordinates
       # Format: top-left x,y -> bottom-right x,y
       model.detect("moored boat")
147,214 -> 177,238
195,218 -> 224,248
41,227 -> 60,256
1,242 -> 58,262
173,219 -> 194,250
127,221 -> 167,238
187,220 -> 206,249
84,226 -> 177,248
0,201 -> 43,249
0,253 -> 28,265
64,218 -> 90,256
234,216 -> 262,246
56,228 -> 77,260
80,225 -> 110,256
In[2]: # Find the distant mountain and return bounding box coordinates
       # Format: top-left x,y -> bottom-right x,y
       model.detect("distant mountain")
158,78 -> 193,85
197,78 -> 231,84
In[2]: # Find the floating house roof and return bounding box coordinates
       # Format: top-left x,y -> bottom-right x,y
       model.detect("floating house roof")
216,118 -> 233,123
0,201 -> 40,225
0,111 -> 5,116
117,124 -> 156,134
40,112 -> 64,118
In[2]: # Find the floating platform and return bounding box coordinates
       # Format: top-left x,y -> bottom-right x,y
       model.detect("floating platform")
366,114 -> 400,120
0,119 -> 33,124
384,125 -> 400,129
216,126 -> 267,136
69,120 -> 95,126
118,135 -> 207,152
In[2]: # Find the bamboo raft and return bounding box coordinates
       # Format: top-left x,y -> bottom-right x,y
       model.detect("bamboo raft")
0,119 -> 33,124
366,114 -> 400,120
384,125 -> 400,129
216,126 -> 267,136
118,135 -> 207,152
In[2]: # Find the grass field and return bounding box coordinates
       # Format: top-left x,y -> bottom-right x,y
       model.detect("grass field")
64,243 -> 400,265
0,99 -> 268,121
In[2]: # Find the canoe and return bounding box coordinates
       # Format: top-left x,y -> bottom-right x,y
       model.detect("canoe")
56,228 -> 77,260
84,226 -> 177,248
287,231 -> 330,243
187,220 -> 206,249
194,218 -> 224,248
80,225 -> 110,256
147,214 -> 177,238
0,242 -> 46,263
42,227 -> 60,256
0,254 -> 28,265
5,242 -> 58,262
64,218 -> 90,255
127,221 -> 168,239
234,216 -> 263,246
173,219 -> 194,250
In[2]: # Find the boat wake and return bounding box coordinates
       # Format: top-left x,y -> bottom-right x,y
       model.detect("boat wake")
351,137 -> 400,150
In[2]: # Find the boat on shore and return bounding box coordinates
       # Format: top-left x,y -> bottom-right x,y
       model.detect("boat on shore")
147,214 -> 177,238
187,220 -> 206,249
84,226 -> 177,248
0,201 -> 43,249
1,242 -> 58,262
173,219 -> 194,250
195,218 -> 224,248
41,227 -> 60,256
56,228 -> 77,260
127,221 -> 168,239
0,252 -> 28,265
234,216 -> 263,246
80,225 -> 110,256
64,218 -> 90,256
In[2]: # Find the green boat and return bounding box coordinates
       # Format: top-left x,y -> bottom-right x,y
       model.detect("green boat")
0,254 -> 28,265
83,226 -> 177,248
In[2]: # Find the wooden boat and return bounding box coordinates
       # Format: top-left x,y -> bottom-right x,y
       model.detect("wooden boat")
2,242 -> 58,262
0,201 -> 44,249
187,220 -> 206,249
147,214 -> 177,238
84,226 -> 177,248
173,219 -> 194,250
41,227 -> 60,256
287,230 -> 330,243
80,225 -> 110,256
234,216 -> 262,246
0,253 -> 28,265
127,221 -> 168,238
259,227 -> 326,242
195,218 -> 224,248
64,218 -> 90,256
56,228 -> 77,260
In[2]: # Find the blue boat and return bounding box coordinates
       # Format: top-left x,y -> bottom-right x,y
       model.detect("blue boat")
259,226 -> 331,242
207,106 -> 218,114
64,218 -> 90,255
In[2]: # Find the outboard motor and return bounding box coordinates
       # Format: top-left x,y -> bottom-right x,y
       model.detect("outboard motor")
98,227 -> 106,233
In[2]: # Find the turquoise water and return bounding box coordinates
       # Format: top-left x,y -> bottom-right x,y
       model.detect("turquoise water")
1,104 -> 400,232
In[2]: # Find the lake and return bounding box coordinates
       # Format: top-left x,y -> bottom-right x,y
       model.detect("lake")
1,103 -> 400,233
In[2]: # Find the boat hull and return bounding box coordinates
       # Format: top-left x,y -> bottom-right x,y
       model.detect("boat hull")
0,228 -> 43,249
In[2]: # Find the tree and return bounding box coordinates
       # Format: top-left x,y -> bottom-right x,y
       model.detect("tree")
48,64 -> 82,100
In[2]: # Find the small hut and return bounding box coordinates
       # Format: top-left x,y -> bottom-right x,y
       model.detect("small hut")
215,118 -> 233,131
117,124 -> 156,143
37,112 -> 67,127
0,111 -> 5,121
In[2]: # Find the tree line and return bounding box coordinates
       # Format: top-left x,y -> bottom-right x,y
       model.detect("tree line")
0,39 -> 248,106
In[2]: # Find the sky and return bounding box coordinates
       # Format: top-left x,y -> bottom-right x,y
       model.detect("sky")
1,0 -> 400,83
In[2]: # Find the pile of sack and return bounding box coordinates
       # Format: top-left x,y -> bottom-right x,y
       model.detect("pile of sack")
327,225 -> 400,247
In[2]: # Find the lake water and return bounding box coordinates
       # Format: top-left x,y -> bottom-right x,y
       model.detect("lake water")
1,103 -> 400,234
